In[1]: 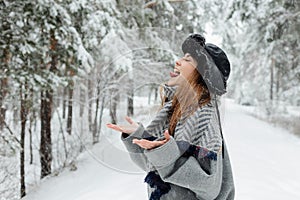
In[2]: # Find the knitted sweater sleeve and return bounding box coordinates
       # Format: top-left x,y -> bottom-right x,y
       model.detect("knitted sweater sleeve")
120,123 -> 155,171
120,84 -> 176,171
143,105 -> 223,200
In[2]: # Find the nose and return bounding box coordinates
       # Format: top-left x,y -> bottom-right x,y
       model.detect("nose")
175,59 -> 181,66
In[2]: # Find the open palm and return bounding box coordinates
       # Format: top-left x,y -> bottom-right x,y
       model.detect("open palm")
106,116 -> 139,134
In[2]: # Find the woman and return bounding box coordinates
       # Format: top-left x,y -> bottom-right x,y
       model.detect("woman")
107,34 -> 235,200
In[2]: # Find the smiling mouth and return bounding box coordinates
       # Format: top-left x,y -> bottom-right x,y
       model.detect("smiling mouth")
170,71 -> 180,78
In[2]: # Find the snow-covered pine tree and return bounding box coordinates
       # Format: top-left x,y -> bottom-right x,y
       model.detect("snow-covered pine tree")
79,0 -> 122,143
206,0 -> 299,113
0,0 -> 11,131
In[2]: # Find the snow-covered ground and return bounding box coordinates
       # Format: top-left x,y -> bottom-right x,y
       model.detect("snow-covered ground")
22,98 -> 300,200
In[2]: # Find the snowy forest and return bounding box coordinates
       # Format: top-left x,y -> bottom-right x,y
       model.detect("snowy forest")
0,0 -> 299,199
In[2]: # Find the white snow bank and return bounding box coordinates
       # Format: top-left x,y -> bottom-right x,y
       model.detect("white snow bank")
22,98 -> 300,200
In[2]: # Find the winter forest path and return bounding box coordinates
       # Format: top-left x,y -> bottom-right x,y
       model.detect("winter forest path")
22,99 -> 300,200
223,99 -> 300,199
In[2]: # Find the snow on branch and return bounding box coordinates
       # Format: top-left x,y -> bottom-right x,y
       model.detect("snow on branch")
144,0 -> 187,9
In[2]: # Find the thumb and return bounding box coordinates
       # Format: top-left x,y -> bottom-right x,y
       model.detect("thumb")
125,116 -> 133,124
125,116 -> 138,126
164,130 -> 171,140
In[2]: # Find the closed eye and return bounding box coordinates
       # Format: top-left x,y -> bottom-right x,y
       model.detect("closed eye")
183,54 -> 191,61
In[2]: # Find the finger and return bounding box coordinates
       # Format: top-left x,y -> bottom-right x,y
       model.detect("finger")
132,139 -> 139,144
146,140 -> 166,149
133,139 -> 148,145
125,116 -> 138,126
133,139 -> 154,149
132,139 -> 147,149
155,140 -> 166,146
164,130 -> 171,140
133,138 -> 168,150
125,116 -> 134,124
106,124 -> 124,132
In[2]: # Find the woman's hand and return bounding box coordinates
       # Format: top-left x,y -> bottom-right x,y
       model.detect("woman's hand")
106,116 -> 139,135
132,130 -> 171,150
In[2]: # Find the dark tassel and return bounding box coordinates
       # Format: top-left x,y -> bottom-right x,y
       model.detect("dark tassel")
144,171 -> 171,200
183,144 -> 218,161
205,150 -> 218,160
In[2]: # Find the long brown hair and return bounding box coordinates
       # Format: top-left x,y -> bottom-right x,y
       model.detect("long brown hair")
161,69 -> 211,136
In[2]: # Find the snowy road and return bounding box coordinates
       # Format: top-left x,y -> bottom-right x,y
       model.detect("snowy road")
22,99 -> 300,200
224,100 -> 300,199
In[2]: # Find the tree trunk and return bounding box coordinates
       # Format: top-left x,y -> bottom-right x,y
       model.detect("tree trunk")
40,91 -> 53,178
93,80 -> 101,144
40,28 -> 56,179
270,58 -> 274,101
13,105 -> 19,126
67,80 -> 73,135
62,86 -> 67,119
29,89 -> 34,165
88,79 -> 93,132
20,84 -> 28,198
154,86 -> 158,102
0,46 -> 9,130
275,62 -> 280,101
110,90 -> 119,125
127,85 -> 134,117
29,115 -> 33,165
148,87 -> 152,105
97,96 -> 105,141
28,88 -> 37,165
79,86 -> 85,117
0,78 -> 8,130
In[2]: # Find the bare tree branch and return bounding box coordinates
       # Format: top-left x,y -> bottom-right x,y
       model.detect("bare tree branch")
3,120 -> 21,145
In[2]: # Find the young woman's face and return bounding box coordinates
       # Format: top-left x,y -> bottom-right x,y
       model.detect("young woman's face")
168,53 -> 198,86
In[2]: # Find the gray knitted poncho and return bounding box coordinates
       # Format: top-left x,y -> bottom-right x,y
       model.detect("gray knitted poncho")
121,84 -> 235,200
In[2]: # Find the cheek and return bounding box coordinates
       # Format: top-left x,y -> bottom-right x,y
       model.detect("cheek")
182,65 -> 196,78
